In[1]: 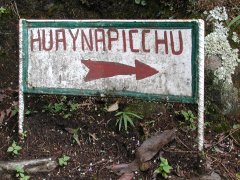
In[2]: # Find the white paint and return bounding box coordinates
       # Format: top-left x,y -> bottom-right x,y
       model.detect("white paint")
27,27 -> 192,96
19,19 -> 24,136
198,20 -> 205,152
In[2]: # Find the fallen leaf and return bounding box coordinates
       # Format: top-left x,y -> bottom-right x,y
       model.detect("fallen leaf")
0,101 -> 18,125
0,111 -> 6,124
106,129 -> 176,177
107,161 -> 138,175
105,101 -> 119,112
0,94 -> 7,102
118,172 -> 134,180
136,129 -> 176,162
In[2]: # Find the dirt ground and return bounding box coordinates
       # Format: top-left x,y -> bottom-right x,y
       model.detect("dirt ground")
0,0 -> 239,179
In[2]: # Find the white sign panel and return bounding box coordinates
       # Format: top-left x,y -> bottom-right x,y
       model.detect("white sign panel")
20,20 -> 201,102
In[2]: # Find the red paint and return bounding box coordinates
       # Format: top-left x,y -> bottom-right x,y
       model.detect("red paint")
56,29 -> 66,50
81,29 -> 93,51
107,28 -> 118,50
170,31 -> 183,55
142,30 -> 150,52
42,30 -> 53,51
69,29 -> 79,51
129,29 -> 139,52
122,30 -> 126,52
155,30 -> 168,54
81,59 -> 158,81
31,30 -> 41,51
95,29 -> 106,51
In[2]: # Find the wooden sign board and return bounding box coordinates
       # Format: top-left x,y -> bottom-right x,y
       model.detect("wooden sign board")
19,19 -> 204,150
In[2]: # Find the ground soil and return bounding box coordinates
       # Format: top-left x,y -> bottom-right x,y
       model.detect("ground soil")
0,0 -> 239,179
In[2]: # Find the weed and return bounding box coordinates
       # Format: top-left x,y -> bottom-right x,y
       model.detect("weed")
7,141 -> 22,155
25,109 -> 31,115
236,172 -> 240,180
135,0 -> 147,6
21,130 -> 27,139
72,128 -> 80,144
233,124 -> 240,129
154,157 -> 172,179
58,155 -> 70,167
228,15 -> 240,29
43,96 -> 79,119
175,110 -> 197,131
0,6 -> 9,16
16,166 -> 30,180
115,111 -> 142,131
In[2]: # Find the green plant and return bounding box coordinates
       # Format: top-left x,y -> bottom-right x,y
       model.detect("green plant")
228,15 -> 240,29
135,0 -> 147,6
154,157 -> 172,179
7,141 -> 22,155
72,128 -> 80,144
58,155 -> 70,167
25,109 -> 31,115
43,96 -> 79,119
21,130 -> 27,139
0,6 -> 8,16
236,172 -> 240,180
175,110 -> 197,131
115,111 -> 142,131
16,166 -> 30,180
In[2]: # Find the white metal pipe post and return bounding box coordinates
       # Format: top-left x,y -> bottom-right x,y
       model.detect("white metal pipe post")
198,20 -> 205,152
19,19 -> 24,136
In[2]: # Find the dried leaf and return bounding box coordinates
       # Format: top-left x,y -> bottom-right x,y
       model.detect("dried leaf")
118,172 -> 134,180
0,101 -> 18,125
136,129 -> 176,162
105,101 -> 119,112
106,129 -> 176,177
107,161 -> 138,175
0,94 -> 7,102
0,111 -> 6,124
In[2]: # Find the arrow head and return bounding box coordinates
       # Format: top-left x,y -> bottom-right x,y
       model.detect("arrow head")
135,60 -> 159,80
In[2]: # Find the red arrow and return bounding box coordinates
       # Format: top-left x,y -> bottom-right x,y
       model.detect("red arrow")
81,59 -> 158,82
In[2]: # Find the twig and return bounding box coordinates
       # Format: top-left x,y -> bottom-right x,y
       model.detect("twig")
163,148 -> 198,154
176,137 -> 191,150
220,162 -> 235,180
98,160 -> 111,174
206,128 -> 240,152
13,1 -> 20,19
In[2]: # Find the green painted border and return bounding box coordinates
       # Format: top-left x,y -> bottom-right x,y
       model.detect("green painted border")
21,20 -> 199,103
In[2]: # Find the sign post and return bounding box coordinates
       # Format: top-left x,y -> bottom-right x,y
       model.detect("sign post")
19,19 -> 204,151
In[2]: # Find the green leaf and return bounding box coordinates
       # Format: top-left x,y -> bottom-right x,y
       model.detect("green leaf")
12,141 -> 17,147
163,165 -> 172,173
141,0 -> 147,6
236,172 -> 240,179
118,117 -> 122,131
154,168 -> 161,174
25,110 -> 31,115
135,0 -> 141,4
13,149 -> 19,154
7,146 -> 14,152
63,155 -> 70,161
115,112 -> 123,116
63,113 -> 71,119
233,124 -> 240,129
123,114 -> 128,131
126,112 -> 143,119
127,117 -> 135,127
228,15 -> 240,27
16,167 -> 24,174
15,146 -> 22,151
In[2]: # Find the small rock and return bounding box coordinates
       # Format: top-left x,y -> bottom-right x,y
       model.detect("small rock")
199,171 -> 221,180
